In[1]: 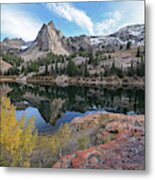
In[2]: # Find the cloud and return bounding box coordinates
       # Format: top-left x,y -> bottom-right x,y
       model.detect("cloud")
46,1 -> 144,36
95,11 -> 122,35
1,1 -> 144,40
46,2 -> 94,35
1,6 -> 42,41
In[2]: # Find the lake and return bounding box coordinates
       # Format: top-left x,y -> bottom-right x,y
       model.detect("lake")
1,82 -> 145,133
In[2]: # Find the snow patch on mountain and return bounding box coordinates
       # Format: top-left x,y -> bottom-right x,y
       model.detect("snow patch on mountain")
90,24 -> 144,47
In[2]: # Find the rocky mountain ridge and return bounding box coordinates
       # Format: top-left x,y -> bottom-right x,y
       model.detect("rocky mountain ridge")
0,38 -> 30,54
21,21 -> 93,61
0,21 -> 144,61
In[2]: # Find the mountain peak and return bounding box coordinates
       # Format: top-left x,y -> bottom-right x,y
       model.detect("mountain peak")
48,20 -> 56,29
35,20 -> 67,53
21,20 -> 69,61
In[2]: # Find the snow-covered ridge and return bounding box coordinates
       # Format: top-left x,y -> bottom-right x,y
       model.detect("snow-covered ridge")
90,36 -> 125,46
90,24 -> 144,47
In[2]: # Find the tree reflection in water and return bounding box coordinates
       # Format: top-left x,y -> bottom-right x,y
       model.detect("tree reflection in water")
1,82 -> 145,126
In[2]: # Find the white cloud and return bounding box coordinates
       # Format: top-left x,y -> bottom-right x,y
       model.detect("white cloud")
1,6 -> 42,41
1,1 -> 144,40
46,3 -> 94,35
95,11 -> 122,35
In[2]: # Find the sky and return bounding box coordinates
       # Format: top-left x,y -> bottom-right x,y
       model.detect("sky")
1,1 -> 145,41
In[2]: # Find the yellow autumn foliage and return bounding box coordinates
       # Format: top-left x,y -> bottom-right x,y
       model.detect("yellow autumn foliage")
0,96 -> 38,167
37,123 -> 71,164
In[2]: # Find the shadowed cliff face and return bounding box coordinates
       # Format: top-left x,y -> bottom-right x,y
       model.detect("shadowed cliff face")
36,24 -> 49,52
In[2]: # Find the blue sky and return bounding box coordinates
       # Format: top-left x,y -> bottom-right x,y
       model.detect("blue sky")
1,1 -> 144,41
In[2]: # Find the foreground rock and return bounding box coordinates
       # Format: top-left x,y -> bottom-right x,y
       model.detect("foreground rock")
53,113 -> 145,170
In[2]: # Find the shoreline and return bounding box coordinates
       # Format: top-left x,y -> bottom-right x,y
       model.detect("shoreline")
0,75 -> 17,82
0,75 -> 144,87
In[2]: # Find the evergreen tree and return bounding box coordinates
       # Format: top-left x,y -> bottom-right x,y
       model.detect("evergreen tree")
45,65 -> 48,75
66,60 -> 78,76
55,62 -> 58,75
110,61 -> 116,74
120,44 -> 123,50
136,47 -> 141,57
126,41 -> 131,50
84,63 -> 89,77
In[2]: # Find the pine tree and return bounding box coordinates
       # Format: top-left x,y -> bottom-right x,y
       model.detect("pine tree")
126,41 -> 131,50
66,60 -> 78,76
120,44 -> 123,50
136,47 -> 141,57
84,62 -> 89,77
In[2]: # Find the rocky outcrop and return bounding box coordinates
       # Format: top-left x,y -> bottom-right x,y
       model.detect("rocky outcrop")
70,113 -> 144,130
0,58 -> 12,74
53,113 -> 144,170
65,35 -> 92,53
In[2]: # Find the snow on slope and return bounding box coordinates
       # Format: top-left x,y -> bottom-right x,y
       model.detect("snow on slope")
90,24 -> 144,47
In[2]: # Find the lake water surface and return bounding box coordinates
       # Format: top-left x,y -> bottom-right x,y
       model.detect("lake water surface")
2,83 -> 144,133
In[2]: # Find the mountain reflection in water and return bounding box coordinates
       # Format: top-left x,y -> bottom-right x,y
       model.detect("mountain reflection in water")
1,83 -> 144,133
